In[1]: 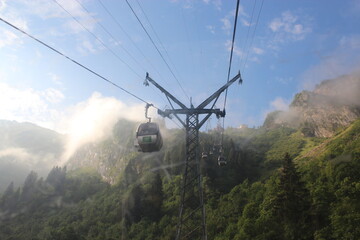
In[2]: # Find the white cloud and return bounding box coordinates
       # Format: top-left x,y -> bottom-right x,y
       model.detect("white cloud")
0,148 -> 35,166
0,9 -> 29,31
249,56 -> 260,63
275,76 -> 293,85
0,29 -> 20,48
0,0 -> 6,11
59,92 -> 148,162
77,39 -> 97,54
225,40 -> 244,58
0,147 -> 59,175
0,3 -> 28,48
238,5 -> 248,17
221,6 -> 248,34
200,0 -> 221,10
262,97 -> 291,124
300,35 -> 360,90
349,0 -> 360,14
253,47 -> 264,55
206,25 -> 215,34
43,88 -> 65,103
241,18 -> 251,27
270,97 -> 289,111
339,35 -> 360,49
221,17 -> 232,33
212,0 -> 222,11
48,72 -> 62,85
0,83 -> 63,129
293,24 -> 305,35
20,0 -> 91,23
0,82 -> 153,163
269,10 -> 311,42
64,16 -> 97,34
109,38 -> 121,47
0,0 -> 98,51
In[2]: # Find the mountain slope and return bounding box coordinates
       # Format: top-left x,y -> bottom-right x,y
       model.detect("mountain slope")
0,75 -> 359,239
0,120 -> 65,192
264,74 -> 360,137
1,118 -> 359,240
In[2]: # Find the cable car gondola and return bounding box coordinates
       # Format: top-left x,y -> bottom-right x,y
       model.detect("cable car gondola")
135,103 -> 163,152
136,122 -> 163,152
217,155 -> 227,166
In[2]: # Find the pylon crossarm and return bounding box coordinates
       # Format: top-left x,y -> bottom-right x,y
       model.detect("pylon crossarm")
144,70 -> 241,240
163,108 -> 223,115
198,113 -> 212,130
197,72 -> 241,109
166,95 -> 186,127
145,72 -> 188,109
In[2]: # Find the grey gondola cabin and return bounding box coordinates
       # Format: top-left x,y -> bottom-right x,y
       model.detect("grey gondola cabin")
218,155 -> 227,166
136,122 -> 163,152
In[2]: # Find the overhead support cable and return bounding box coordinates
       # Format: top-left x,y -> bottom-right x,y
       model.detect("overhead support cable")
55,0 -> 176,115
144,72 -> 242,240
223,0 -> 241,111
221,0 -> 242,146
242,0 -> 264,71
1,15 -> 184,131
240,0 -> 257,66
74,0 -> 146,73
52,0 -> 142,79
97,0 -> 170,86
0,16 -> 155,108
125,0 -> 190,101
135,0 -> 184,83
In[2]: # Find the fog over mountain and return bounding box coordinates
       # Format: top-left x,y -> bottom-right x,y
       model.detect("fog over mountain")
0,92 -> 155,192
264,71 -> 360,137
1,71 -> 360,192
0,120 -> 65,192
0,74 -> 359,239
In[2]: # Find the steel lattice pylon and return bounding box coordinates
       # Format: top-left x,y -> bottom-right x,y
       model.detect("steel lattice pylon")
175,114 -> 206,240
144,72 -> 241,240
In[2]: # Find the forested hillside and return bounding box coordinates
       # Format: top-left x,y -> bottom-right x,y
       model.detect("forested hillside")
1,0 -> 360,238
1,75 -> 359,239
0,120 -> 65,192
1,116 -> 359,239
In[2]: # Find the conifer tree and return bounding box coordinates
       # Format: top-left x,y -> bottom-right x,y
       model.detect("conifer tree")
144,173 -> 164,221
0,182 -> 15,210
274,153 -> 313,240
20,171 -> 38,202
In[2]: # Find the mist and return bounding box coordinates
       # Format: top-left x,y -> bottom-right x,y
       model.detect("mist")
265,69 -> 360,136
0,92 -> 159,192
312,72 -> 360,106
58,92 -> 156,164
0,147 -> 60,192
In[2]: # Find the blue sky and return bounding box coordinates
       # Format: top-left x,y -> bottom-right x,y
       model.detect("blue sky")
1,0 -> 360,132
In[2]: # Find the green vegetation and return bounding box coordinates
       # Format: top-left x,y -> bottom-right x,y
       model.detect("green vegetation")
1,119 -> 359,239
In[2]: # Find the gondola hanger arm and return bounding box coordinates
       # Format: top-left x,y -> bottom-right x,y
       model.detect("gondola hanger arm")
145,73 -> 188,110
197,72 -> 242,109
145,103 -> 153,122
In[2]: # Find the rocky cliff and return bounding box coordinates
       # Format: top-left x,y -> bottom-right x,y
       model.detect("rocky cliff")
65,119 -> 139,184
264,73 -> 360,137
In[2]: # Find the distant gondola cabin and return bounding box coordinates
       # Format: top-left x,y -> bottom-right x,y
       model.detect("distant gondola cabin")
218,155 -> 227,166
136,122 -> 163,152
201,152 -> 208,160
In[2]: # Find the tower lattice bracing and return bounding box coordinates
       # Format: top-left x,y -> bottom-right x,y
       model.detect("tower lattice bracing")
144,72 -> 241,240
176,114 -> 207,239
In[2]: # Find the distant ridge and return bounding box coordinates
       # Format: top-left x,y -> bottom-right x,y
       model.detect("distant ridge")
264,73 -> 360,137
0,120 -> 64,192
